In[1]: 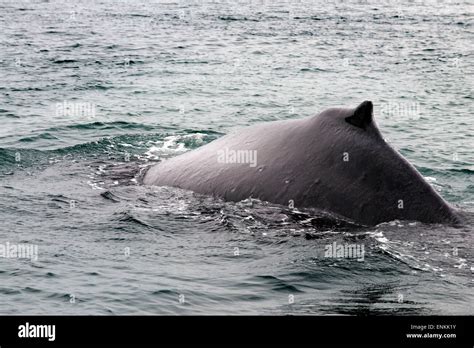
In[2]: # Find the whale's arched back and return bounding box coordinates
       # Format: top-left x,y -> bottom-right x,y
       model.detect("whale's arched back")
143,101 -> 460,226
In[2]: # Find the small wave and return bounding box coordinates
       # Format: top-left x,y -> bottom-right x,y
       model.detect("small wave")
447,168 -> 474,174
249,275 -> 304,293
300,67 -> 330,72
0,288 -> 21,295
100,191 -> 121,203
115,211 -> 152,228
19,133 -> 59,143
218,16 -> 259,22
58,121 -> 158,131
23,287 -> 42,294
0,148 -> 45,168
52,59 -> 78,64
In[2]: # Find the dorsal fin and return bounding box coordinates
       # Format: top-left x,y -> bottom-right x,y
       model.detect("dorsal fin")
345,101 -> 373,130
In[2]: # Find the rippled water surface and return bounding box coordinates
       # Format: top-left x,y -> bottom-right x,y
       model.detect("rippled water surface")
0,0 -> 473,315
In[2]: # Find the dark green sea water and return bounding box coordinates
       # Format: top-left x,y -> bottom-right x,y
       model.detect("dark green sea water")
0,0 -> 472,314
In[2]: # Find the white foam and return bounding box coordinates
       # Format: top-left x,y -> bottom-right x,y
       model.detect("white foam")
144,133 -> 207,160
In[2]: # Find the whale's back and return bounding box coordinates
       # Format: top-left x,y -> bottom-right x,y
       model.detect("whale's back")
143,102 -> 460,226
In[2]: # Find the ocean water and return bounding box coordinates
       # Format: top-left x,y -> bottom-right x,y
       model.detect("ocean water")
0,0 -> 473,315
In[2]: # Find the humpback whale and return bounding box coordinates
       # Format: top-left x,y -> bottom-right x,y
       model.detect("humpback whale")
143,101 -> 460,226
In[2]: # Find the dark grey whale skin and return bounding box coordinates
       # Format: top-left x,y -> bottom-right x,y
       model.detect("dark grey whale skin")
143,101 -> 460,226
